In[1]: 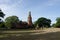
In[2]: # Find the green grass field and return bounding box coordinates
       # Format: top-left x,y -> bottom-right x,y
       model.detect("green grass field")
0,28 -> 60,40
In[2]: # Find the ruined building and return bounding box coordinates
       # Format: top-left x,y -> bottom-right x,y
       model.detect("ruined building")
15,11 -> 33,29
28,11 -> 32,26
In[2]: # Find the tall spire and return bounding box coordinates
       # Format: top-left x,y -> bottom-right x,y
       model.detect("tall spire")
29,11 -> 31,16
28,11 -> 32,26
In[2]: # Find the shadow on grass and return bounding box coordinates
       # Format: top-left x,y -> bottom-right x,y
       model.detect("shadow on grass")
0,31 -> 60,40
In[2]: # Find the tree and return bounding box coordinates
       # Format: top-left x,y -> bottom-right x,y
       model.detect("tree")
5,16 -> 20,29
0,21 -> 5,28
55,17 -> 60,28
34,17 -> 51,29
0,9 -> 5,28
0,9 -> 5,18
0,9 -> 5,22
52,23 -> 56,27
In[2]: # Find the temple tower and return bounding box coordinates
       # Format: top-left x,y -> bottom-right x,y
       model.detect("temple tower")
28,11 -> 32,26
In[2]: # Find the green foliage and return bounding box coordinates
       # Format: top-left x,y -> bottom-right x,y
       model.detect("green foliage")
55,23 -> 60,28
0,9 -> 5,29
56,17 -> 60,23
55,17 -> 60,28
34,17 -> 51,28
5,16 -> 20,29
52,23 -> 56,27
0,22 -> 5,28
0,9 -> 5,18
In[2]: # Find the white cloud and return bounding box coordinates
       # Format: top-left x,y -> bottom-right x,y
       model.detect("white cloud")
0,0 -> 23,20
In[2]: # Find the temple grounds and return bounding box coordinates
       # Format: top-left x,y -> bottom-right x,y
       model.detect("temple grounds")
0,28 -> 60,40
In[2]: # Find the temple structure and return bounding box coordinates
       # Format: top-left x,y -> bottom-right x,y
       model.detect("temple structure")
15,11 -> 33,29
28,11 -> 32,26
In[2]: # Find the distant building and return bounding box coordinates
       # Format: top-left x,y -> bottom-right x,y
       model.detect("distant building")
28,11 -> 32,26
15,11 -> 33,29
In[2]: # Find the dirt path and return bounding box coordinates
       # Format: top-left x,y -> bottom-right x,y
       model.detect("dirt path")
0,28 -> 60,40
29,28 -> 60,35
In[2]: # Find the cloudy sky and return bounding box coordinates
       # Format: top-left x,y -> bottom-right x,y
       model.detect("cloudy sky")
0,0 -> 60,24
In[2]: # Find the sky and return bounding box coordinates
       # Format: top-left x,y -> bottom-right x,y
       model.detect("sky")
0,0 -> 60,24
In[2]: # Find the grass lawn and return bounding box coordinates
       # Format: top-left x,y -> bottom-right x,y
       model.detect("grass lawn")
0,28 -> 60,40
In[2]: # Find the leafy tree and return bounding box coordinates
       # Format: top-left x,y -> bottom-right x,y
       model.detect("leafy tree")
55,17 -> 60,28
0,9 -> 5,18
5,16 -> 20,29
52,23 -> 56,27
0,21 -> 5,28
34,17 -> 51,29
0,9 -> 5,22
0,9 -> 5,28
